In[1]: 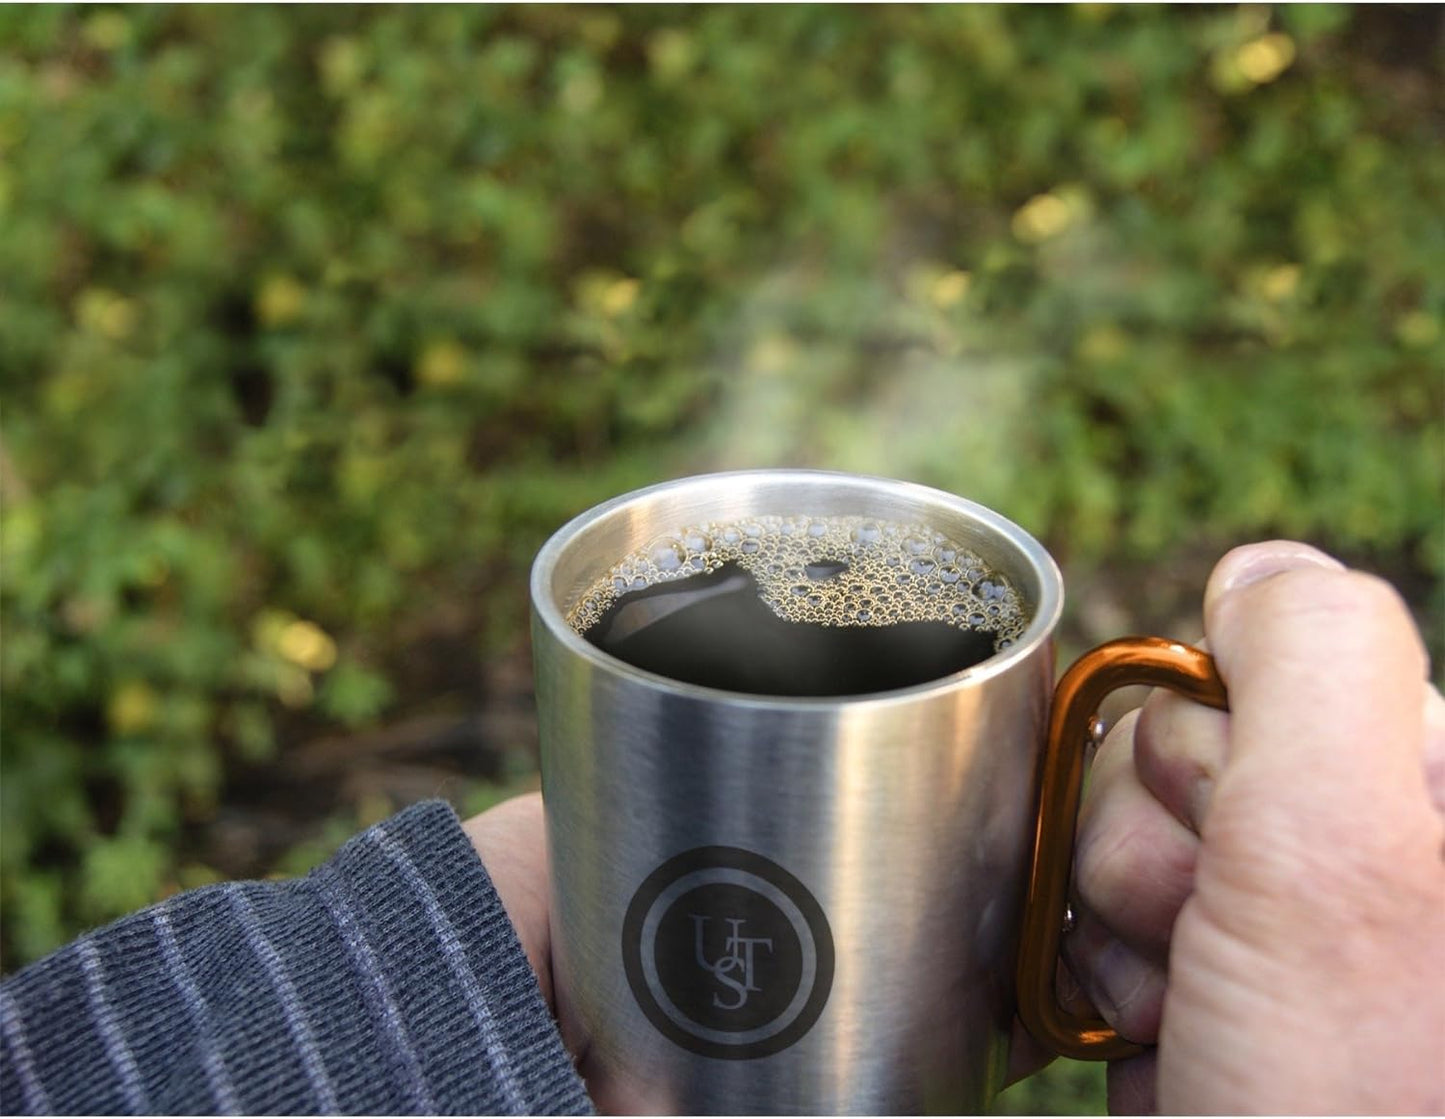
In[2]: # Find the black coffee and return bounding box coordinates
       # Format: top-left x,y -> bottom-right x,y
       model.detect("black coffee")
567,514 -> 1025,698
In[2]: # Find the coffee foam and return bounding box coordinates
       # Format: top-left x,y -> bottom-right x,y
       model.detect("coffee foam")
565,514 -> 1027,652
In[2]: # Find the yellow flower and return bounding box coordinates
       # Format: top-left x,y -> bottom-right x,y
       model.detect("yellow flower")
255,274 -> 307,327
416,340 -> 468,387
576,271 -> 641,317
277,620 -> 338,673
929,270 -> 972,309
1012,190 -> 1089,244
647,29 -> 696,83
108,682 -> 158,735
82,11 -> 131,52
600,277 -> 640,317
75,288 -> 137,340
1235,33 -> 1296,86
1260,264 -> 1301,302
1077,324 -> 1129,364
1395,311 -> 1440,349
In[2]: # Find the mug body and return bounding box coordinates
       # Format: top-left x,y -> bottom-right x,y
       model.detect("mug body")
531,471 -> 1063,1114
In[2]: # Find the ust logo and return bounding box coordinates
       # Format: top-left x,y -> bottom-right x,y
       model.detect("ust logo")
692,915 -> 773,1010
622,847 -> 834,1060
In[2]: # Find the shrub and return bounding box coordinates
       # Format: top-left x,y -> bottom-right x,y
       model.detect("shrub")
2,6 -> 1440,979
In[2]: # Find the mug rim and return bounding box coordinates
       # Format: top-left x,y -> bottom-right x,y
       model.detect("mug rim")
530,469 -> 1064,708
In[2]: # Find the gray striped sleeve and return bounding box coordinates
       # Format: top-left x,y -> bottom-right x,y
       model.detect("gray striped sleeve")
76,939 -> 149,1113
314,870 -> 437,1113
372,824 -> 529,1113
0,988 -> 53,1114
0,800 -> 593,1115
326,802 -> 594,1115
151,906 -> 241,1113
226,887 -> 339,1113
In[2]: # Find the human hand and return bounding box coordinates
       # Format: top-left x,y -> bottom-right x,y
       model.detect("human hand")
1065,542 -> 1445,1113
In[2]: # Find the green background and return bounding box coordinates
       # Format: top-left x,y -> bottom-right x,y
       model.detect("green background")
2,5 -> 1441,1112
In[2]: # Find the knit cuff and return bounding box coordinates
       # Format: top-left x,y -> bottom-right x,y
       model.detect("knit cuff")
321,799 -> 594,1115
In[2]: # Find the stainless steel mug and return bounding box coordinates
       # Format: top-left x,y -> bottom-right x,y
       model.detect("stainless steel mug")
530,470 -> 1226,1114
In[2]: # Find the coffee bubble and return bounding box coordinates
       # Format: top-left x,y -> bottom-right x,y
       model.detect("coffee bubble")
650,539 -> 686,572
565,514 -> 1027,655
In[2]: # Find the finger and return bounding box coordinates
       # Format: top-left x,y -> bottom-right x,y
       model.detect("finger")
1204,539 -> 1345,595
1132,686 -> 1231,835
1075,711 -> 1198,959
1062,906 -> 1166,1044
1426,683 -> 1445,815
1106,1049 -> 1158,1115
1203,543 -> 1432,825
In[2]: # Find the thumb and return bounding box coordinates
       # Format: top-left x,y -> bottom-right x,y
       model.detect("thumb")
1189,541 -> 1443,978
1202,541 -> 1433,842
1155,542 -> 1445,1114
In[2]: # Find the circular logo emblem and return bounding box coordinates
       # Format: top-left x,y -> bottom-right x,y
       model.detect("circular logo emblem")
622,846 -> 834,1060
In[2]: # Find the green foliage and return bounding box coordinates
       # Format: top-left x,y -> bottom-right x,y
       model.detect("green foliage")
996,1059 -> 1108,1116
0,22 -> 1439,1116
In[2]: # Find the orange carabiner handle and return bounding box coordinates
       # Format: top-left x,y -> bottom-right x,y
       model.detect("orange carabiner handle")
1016,636 -> 1229,1061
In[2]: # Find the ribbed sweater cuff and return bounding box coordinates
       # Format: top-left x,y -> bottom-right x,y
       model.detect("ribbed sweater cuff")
316,798 -> 595,1115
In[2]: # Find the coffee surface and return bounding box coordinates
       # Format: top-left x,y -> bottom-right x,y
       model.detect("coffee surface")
567,514 -> 1026,696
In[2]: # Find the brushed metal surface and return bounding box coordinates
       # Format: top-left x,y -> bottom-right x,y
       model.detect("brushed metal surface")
531,471 -> 1063,1114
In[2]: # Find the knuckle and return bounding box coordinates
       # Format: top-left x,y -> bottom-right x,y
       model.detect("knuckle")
1134,689 -> 1198,770
1076,808 -> 1195,939
1134,692 -> 1224,833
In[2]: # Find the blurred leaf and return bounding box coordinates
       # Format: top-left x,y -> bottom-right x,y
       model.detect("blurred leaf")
80,836 -> 168,922
317,660 -> 394,728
